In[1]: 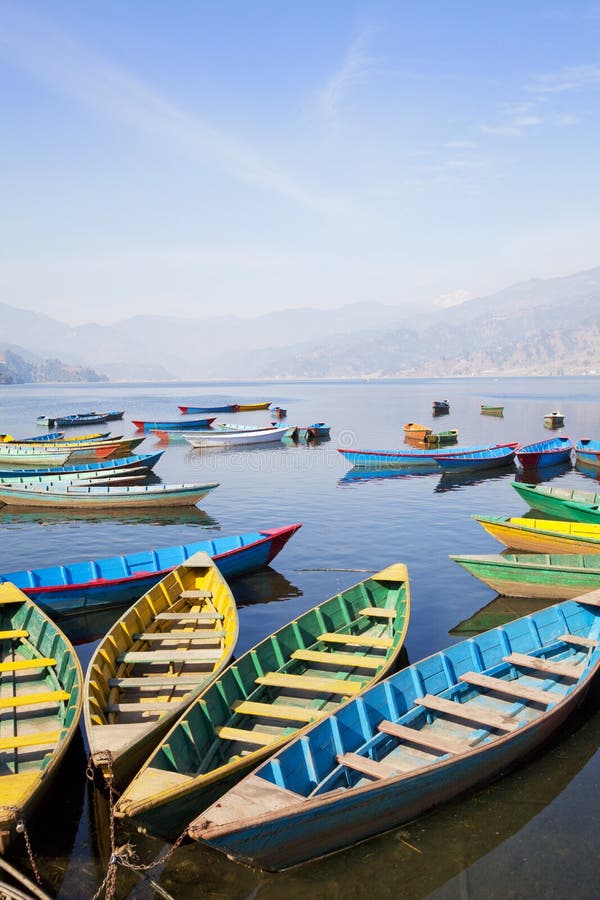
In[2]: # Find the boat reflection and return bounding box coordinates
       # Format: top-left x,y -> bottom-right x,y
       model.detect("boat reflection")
513,460 -> 573,485
435,468 -> 515,493
0,506 -> 219,528
339,465 -> 438,486
575,459 -> 600,482
449,594 -> 553,637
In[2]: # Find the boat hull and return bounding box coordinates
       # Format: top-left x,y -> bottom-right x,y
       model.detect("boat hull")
337,443 -> 511,469
0,482 -> 218,509
512,482 -> 600,518
451,552 -> 600,599
132,418 -> 215,431
473,516 -> 600,554
185,426 -> 290,447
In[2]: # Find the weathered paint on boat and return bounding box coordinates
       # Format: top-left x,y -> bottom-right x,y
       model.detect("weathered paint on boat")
0,583 -> 83,853
544,411 -> 565,428
0,481 -> 219,509
132,418 -> 216,432
515,436 -> 574,469
512,482 -> 600,518
575,439 -> 600,469
451,551 -> 600,599
0,446 -> 74,466
433,443 -> 518,472
472,515 -> 600,554
84,552 -> 239,788
114,564 -> 410,840
0,524 -> 301,616
189,593 -> 600,871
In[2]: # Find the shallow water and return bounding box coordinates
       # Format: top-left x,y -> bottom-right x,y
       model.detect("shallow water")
1,377 -> 599,898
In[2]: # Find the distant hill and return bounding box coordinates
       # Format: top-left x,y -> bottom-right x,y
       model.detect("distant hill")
0,346 -> 107,384
1,265 -> 599,380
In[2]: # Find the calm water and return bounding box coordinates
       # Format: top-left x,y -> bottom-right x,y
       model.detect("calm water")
2,377 -> 600,899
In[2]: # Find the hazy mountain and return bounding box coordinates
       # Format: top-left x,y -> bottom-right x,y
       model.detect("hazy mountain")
1,265 -> 599,380
0,345 -> 107,384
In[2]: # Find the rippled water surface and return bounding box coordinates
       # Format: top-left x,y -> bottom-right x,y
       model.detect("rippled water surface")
2,377 -> 599,899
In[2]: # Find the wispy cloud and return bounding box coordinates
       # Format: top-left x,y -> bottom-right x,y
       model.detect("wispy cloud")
528,63 -> 600,94
315,26 -> 376,119
0,7 -> 338,213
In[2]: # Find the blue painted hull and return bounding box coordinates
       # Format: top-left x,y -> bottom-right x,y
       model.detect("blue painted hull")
0,451 -> 163,480
132,418 -> 215,431
178,405 -> 237,414
192,596 -> 600,870
0,524 -> 301,616
434,446 -> 516,472
338,443 -> 507,469
516,437 -> 574,469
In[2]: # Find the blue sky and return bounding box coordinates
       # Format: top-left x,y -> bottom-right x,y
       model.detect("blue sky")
0,1 -> 599,324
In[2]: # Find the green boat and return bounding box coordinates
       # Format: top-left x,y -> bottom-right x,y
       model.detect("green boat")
423,429 -> 459,446
113,564 -> 411,841
451,551 -> 600,599
560,499 -> 600,524
512,482 -> 600,518
0,583 -> 83,853
480,405 -> 504,416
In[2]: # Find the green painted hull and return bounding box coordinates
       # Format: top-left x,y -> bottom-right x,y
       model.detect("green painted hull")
451,552 -> 600,599
512,482 -> 600,519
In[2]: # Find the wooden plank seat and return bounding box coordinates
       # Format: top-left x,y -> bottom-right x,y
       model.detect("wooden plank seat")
178,589 -> 213,599
0,657 -> 56,673
290,649 -> 382,670
503,652 -> 582,680
256,672 -> 365,695
318,632 -> 393,649
377,719 -> 467,755
0,730 -> 61,751
336,751 -> 404,780
118,649 -> 222,664
104,701 -> 178,713
231,699 -> 317,723
216,725 -> 282,746
416,694 -> 518,732
459,671 -> 556,706
578,590 -> 600,607
109,676 -> 205,688
0,629 -> 29,640
155,611 -> 223,621
358,607 -> 396,619
557,633 -> 598,649
0,690 -> 69,710
132,630 -> 225,642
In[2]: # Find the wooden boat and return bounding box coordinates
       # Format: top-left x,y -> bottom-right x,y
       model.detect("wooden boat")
185,425 -> 291,447
480,405 -> 504,416
516,436 -> 573,469
132,417 -> 216,432
432,443 -> 518,472
295,423 -> 331,440
3,431 -> 109,444
432,400 -> 450,414
423,429 -> 459,446
337,443 -> 513,469
0,583 -> 83,854
451,552 -> 600,599
0,445 -> 74,467
178,405 -> 237,414
233,402 -> 271,412
0,451 -> 163,484
113,564 -> 410,839
214,422 -> 278,432
472,515 -> 600,554
0,481 -> 219,509
64,436 -> 146,460
404,423 -> 432,440
544,410 -> 565,428
84,551 -> 239,789
575,439 -> 600,469
512,482 -> 600,517
557,499 -> 600,524
0,524 -> 301,617
87,410 -> 125,421
189,592 -> 600,871
53,414 -> 110,427
272,407 -> 287,419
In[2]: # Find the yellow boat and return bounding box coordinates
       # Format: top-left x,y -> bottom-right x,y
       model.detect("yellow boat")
473,515 -> 600,554
233,402 -> 271,411
84,551 -> 238,790
0,583 -> 83,854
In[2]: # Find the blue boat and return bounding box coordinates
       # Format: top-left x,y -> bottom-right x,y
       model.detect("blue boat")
433,443 -> 518,472
0,524 -> 301,616
0,451 -> 163,483
51,414 -> 110,427
516,436 -> 574,469
575,439 -> 600,469
178,405 -> 237,414
338,443 -> 515,469
132,417 -> 216,432
296,423 -> 331,440
189,592 -> 600,871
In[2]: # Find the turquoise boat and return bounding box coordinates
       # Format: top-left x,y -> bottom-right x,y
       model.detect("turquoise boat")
189,592 -> 600,871
575,439 -> 600,469
433,443 -> 518,472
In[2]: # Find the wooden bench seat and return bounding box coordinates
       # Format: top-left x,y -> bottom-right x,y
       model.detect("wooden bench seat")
0,730 -> 61,751
0,629 -> 29,640
132,630 -> 225,642
155,611 -> 223,621
459,671 -> 556,706
104,701 -> 176,713
290,649 -> 382,670
109,675 -> 204,688
216,725 -> 281,746
0,657 -> 55,673
318,632 -> 393,649
256,672 -> 365,695
178,589 -> 213,599
557,633 -> 597,649
377,719 -> 466,755
416,694 -> 518,732
118,649 -> 221,664
358,607 -> 396,619
0,690 -> 69,710
337,751 -> 404,780
231,699 -> 317,723
503,652 -> 582,680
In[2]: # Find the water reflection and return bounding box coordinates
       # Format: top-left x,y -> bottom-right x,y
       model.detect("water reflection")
0,506 -> 219,528
434,468 -> 515,493
449,594 -> 553,636
576,459 -> 600,482
339,465 -> 438,486
513,460 -> 573,484
232,567 -> 302,608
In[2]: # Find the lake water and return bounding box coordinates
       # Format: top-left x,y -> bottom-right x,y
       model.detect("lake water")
1,377 -> 599,899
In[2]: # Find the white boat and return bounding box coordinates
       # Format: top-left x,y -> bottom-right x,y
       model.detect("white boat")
0,482 -> 219,509
185,426 -> 293,447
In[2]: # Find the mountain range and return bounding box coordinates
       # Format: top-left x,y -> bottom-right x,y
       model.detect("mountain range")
1,266 -> 599,382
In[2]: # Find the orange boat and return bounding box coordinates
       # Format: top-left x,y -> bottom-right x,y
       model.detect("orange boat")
403,422 -> 432,441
